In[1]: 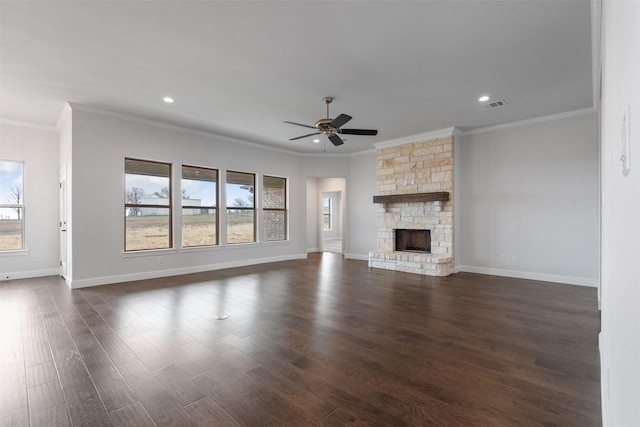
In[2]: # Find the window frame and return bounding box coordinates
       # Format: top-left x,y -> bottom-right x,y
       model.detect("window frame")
225,170 -> 256,244
262,175 -> 288,242
0,160 -> 25,251
323,197 -> 332,231
124,158 -> 173,252
181,164 -> 219,248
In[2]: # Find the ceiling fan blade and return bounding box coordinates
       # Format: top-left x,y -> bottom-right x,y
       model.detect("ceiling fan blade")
289,132 -> 321,141
329,114 -> 352,129
339,128 -> 378,136
328,134 -> 344,146
283,121 -> 317,130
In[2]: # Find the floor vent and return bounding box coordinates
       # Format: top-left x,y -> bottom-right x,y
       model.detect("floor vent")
483,99 -> 507,108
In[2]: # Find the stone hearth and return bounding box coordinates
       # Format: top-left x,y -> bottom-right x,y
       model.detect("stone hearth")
369,133 -> 454,276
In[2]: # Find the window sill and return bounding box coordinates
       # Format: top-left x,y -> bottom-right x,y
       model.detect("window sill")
262,240 -> 290,246
181,245 -> 222,254
224,242 -> 259,249
0,249 -> 28,257
122,248 -> 177,258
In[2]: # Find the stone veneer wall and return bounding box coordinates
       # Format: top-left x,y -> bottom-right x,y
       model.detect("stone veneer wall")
263,185 -> 286,241
369,135 -> 454,276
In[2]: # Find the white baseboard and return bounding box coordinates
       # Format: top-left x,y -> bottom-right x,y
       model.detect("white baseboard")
307,247 -> 320,253
0,268 -> 60,281
344,253 -> 369,261
599,332 -> 608,427
69,253 -> 308,289
455,265 -> 600,287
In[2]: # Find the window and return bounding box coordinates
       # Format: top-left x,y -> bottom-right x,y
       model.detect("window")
182,165 -> 218,247
226,171 -> 255,244
263,176 -> 287,241
124,158 -> 172,251
323,197 -> 332,231
0,160 -> 24,250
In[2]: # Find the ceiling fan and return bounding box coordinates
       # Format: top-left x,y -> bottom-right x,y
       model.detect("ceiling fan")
284,97 -> 378,146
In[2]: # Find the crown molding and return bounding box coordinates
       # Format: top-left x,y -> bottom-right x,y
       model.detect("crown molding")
349,148 -> 376,157
460,107 -> 597,136
373,127 -> 456,150
67,103 -> 305,157
0,118 -> 57,132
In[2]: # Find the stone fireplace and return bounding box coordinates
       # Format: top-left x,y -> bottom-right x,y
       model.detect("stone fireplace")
369,132 -> 454,276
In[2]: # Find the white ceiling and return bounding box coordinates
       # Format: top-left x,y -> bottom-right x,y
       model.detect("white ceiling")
1,1 -> 594,154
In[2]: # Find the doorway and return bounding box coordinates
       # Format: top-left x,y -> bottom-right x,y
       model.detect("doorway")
59,167 -> 68,279
321,191 -> 342,254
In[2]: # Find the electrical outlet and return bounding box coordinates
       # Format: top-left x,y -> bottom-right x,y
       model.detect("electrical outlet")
32,256 -> 37,263
499,254 -> 505,261
511,255 -> 518,263
158,256 -> 164,264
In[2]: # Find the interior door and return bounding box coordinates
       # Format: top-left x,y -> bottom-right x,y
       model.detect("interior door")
59,167 -> 68,279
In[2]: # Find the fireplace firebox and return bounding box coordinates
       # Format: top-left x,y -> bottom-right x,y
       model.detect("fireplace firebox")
395,229 -> 431,253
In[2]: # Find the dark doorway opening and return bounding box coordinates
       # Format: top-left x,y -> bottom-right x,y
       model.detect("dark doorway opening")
395,229 -> 431,253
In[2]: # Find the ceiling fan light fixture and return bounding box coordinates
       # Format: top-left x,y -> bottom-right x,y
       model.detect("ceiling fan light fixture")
284,97 -> 378,146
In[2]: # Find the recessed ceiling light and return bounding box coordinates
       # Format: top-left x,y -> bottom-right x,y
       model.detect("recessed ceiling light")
313,139 -> 320,143
163,96 -> 174,104
478,95 -> 490,102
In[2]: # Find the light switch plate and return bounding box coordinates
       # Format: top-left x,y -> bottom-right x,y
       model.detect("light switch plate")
621,104 -> 631,177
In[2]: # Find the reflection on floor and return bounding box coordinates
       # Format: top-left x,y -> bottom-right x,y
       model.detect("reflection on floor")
323,238 -> 342,254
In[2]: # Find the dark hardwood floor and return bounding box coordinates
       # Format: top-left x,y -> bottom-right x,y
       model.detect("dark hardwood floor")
0,253 -> 601,426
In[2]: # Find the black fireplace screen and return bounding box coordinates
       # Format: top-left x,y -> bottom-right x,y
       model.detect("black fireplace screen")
395,229 -> 431,253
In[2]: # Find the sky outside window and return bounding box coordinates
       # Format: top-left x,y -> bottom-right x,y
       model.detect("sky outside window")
0,160 -> 24,219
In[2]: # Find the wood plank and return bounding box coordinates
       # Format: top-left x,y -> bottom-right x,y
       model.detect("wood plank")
117,360 -> 197,427
191,370 -> 277,426
71,332 -> 136,411
92,324 -> 138,366
47,331 -> 112,426
372,191 -> 449,204
27,380 -> 65,414
26,362 -> 58,388
116,327 -> 171,372
183,397 -> 241,427
153,365 -> 206,407
0,364 -> 28,423
56,372 -> 113,426
30,404 -> 71,427
110,401 -> 156,427
0,301 -> 24,368
21,317 -> 53,368
0,410 -> 29,427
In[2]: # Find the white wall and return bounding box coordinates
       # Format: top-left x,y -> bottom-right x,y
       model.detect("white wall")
306,178 -> 320,252
300,155 -> 349,178
67,106 -> 307,288
600,0 -> 640,425
0,122 -> 59,279
457,112 -> 600,286
347,150 -> 377,260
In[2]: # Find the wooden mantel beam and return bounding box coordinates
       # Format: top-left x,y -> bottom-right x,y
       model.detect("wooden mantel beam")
372,192 -> 449,204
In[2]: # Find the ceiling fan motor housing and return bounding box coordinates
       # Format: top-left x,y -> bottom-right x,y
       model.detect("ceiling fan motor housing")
315,118 -> 334,132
